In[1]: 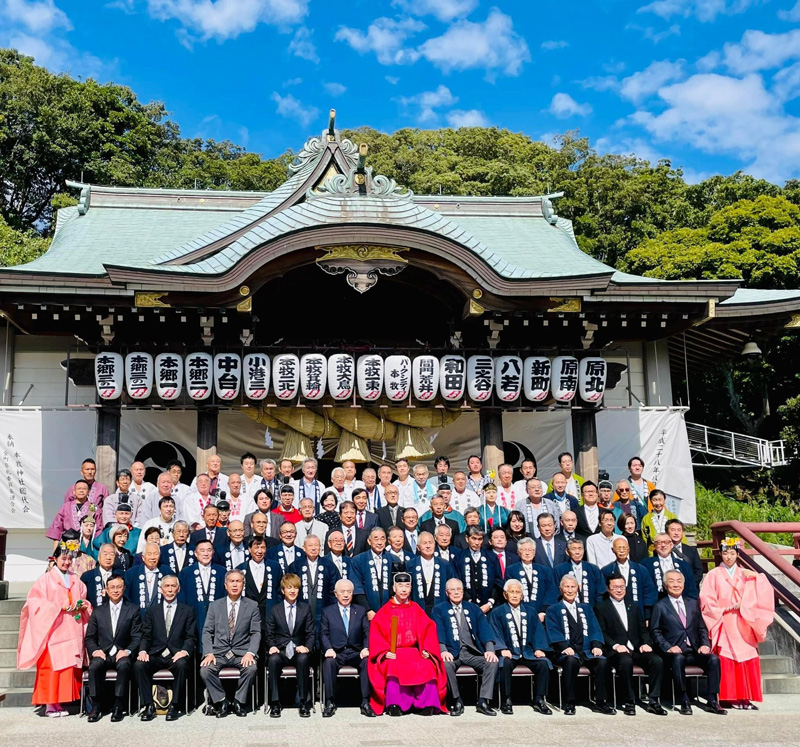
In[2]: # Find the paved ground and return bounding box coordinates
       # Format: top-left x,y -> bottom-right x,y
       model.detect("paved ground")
2,695 -> 800,747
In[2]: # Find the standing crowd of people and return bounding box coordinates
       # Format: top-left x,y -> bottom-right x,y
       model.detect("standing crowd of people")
18,450 -> 775,720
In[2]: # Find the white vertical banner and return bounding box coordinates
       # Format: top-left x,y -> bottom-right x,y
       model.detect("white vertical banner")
0,411 -> 43,528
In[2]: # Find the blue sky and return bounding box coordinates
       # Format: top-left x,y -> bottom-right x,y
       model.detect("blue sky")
4,0 -> 800,184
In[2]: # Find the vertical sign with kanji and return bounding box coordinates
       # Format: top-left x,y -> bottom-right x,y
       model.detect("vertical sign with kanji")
185,352 -> 213,401
357,355 -> 384,401
412,355 -> 439,401
94,352 -> 123,400
213,353 -> 242,400
125,352 -> 154,399
384,355 -> 411,402
0,411 -> 43,528
155,353 -> 183,400
523,357 -> 551,402
578,357 -> 607,403
467,355 -> 494,402
328,353 -> 355,400
494,355 -> 522,402
243,354 -> 270,400
300,353 -> 327,400
551,355 -> 579,403
439,355 -> 466,401
272,354 -> 299,401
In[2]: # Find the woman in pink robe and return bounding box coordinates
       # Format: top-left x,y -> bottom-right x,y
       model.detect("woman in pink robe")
17,545 -> 92,716
699,539 -> 774,709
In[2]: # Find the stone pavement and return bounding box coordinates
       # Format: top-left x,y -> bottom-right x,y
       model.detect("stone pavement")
2,695 -> 800,747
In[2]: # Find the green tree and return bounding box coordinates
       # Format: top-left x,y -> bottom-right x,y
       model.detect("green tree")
0,215 -> 50,266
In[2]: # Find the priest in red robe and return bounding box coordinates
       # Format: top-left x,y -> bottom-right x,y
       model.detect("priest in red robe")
368,571 -> 447,716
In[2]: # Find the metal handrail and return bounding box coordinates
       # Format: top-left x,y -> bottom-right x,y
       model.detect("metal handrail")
709,521 -> 800,617
686,422 -> 788,467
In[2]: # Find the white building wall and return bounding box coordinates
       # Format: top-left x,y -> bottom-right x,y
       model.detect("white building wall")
602,341 -> 647,407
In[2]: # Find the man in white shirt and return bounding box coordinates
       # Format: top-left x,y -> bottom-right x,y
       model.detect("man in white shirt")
512,459 -> 547,498
137,472 -> 175,527
585,510 -> 618,567
294,498 -> 329,548
496,464 -> 520,511
520,480 -> 560,538
376,464 -> 394,501
191,455 -> 228,497
166,461 -> 192,513
392,458 -> 415,508
137,497 -> 177,552
329,467 -> 349,505
238,452 -> 260,501
450,471 -> 480,515
130,461 -> 156,507
342,460 -> 365,499
361,468 -> 382,511
293,458 -> 326,509
426,456 -> 453,492
184,474 -> 215,529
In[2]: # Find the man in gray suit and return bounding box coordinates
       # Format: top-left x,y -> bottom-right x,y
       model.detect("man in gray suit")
200,569 -> 262,717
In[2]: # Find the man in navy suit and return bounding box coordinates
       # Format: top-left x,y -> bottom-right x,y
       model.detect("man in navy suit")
533,513 -> 567,570
643,533 -> 698,599
352,488 -> 379,532
488,526 -> 519,578
650,569 -> 726,715
124,542 -> 167,618
160,521 -> 194,574
553,538 -> 605,608
177,539 -> 226,638
189,504 -> 226,553
320,579 -> 375,718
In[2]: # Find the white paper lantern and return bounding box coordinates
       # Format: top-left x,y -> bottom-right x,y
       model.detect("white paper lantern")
213,353 -> 242,400
243,353 -> 270,400
125,351 -> 153,400
579,357 -> 607,403
273,354 -> 300,400
357,354 -> 384,401
551,355 -> 579,403
384,355 -> 411,402
155,353 -> 183,400
412,355 -> 440,401
95,352 -> 123,400
440,355 -> 466,402
523,356 -> 551,402
300,353 -> 327,400
185,352 -> 213,400
494,355 -> 523,402
328,353 -> 355,400
467,355 -> 494,402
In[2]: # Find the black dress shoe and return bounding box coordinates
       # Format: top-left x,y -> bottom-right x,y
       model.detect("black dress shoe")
500,700 -> 513,715
233,700 -> 248,717
679,698 -> 693,716
165,704 -> 181,721
532,699 -> 552,715
623,702 -> 636,716
110,706 -> 125,722
299,704 -> 311,718
450,699 -> 464,717
323,703 -> 336,718
645,701 -> 668,716
87,709 -> 102,723
140,704 -> 156,722
269,705 -> 281,718
564,703 -> 576,716
215,700 -> 229,719
476,699 -> 496,716
706,699 -> 728,715
596,702 -> 616,715
387,704 -> 403,717
360,703 -> 377,718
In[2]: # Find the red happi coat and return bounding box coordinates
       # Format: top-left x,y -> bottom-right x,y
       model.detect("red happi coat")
367,598 -> 447,715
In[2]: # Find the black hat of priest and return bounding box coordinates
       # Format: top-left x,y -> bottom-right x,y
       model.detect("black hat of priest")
216,500 -> 230,511
280,484 -> 295,494
116,502 -> 132,512
393,572 -> 412,584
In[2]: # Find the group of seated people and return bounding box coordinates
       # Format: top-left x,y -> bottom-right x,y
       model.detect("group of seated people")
19,450 -> 773,721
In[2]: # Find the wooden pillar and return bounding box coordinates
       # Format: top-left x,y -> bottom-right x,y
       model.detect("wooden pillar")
196,408 -> 218,476
479,409 -> 504,480
572,408 -> 599,484
96,406 -> 121,489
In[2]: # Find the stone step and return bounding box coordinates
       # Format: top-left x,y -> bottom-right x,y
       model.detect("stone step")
758,640 -> 777,656
0,649 -> 17,668
0,599 -> 24,615
0,616 -> 20,632
0,688 -> 33,708
0,667 -> 34,688
761,673 -> 800,695
0,631 -> 18,649
760,655 -> 795,675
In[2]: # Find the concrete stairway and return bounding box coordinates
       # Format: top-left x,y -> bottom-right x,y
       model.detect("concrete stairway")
0,598 -> 34,707
759,639 -> 800,694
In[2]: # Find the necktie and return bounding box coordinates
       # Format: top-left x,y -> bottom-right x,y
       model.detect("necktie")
228,601 -> 237,638
677,600 -> 687,626
545,542 -> 553,565
208,529 -> 215,541
497,552 -> 506,576
390,506 -> 397,523
165,604 -> 174,636
409,533 -> 417,553
358,512 -> 364,529
286,606 -> 296,658
346,528 -> 354,553
342,606 -> 350,634
111,605 -> 119,636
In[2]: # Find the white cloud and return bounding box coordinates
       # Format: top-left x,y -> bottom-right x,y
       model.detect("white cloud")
773,61 -> 800,101
446,108 -> 489,127
620,59 -> 685,103
238,125 -> 250,146
146,0 -> 308,43
398,85 -> 458,122
418,9 -> 530,77
642,23 -> 681,43
392,0 -> 477,22
3,0 -> 71,33
8,31 -> 106,77
271,92 -> 319,127
335,17 -> 424,65
541,40 -> 568,50
779,0 -> 800,20
288,26 -> 318,63
385,75 -> 400,85
324,81 -> 347,97
595,136 -> 666,164
283,76 -> 303,86
578,75 -> 620,92
604,60 -> 627,74
548,92 -> 592,118
637,0 -> 759,22
718,29 -> 800,74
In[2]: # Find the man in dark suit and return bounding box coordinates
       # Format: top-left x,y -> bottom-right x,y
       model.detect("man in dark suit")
243,489 -> 285,539
267,521 -> 306,573
401,507 -> 421,554
84,573 -> 142,722
386,525 -> 415,574
239,535 -> 282,615
199,569 -> 262,717
160,521 -> 195,574
134,574 -> 197,721
320,578 -> 374,718
124,542 -> 167,618
533,513 -> 567,570
488,526 -> 519,578
338,500 -> 368,557
352,488 -> 379,532
595,572 -> 666,716
189,504 -> 227,552
376,483 -> 403,531
574,482 -> 603,542
265,573 -> 316,717
643,533 -> 699,600
419,495 -> 460,537
82,542 -> 116,609
667,519 -> 704,588
650,569 -> 726,715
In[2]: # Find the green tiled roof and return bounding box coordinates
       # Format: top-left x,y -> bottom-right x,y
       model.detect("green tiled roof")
719,288 -> 800,305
